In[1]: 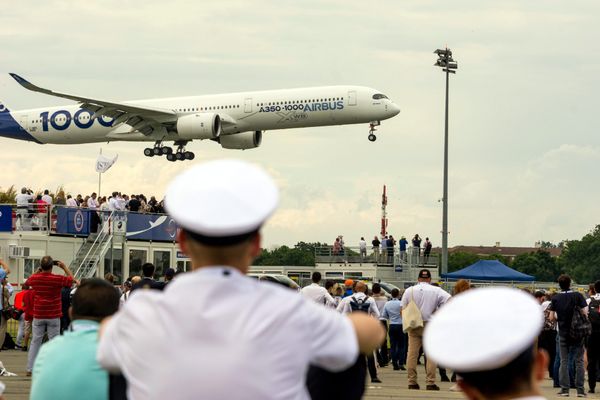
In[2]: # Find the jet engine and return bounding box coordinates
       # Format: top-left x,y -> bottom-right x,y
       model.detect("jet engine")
219,131 -> 262,149
176,113 -> 221,140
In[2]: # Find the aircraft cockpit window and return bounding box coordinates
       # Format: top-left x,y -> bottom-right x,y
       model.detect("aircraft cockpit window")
372,94 -> 388,100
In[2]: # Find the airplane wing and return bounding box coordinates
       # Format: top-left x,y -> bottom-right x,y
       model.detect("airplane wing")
9,73 -> 177,136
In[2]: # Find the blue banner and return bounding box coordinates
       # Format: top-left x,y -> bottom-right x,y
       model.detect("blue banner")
54,209 -> 177,242
56,208 -> 90,235
126,213 -> 178,242
0,206 -> 12,232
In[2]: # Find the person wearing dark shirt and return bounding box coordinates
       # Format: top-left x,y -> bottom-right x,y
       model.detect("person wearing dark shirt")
372,236 -> 381,263
60,286 -> 72,333
163,268 -> 175,287
131,263 -> 165,292
549,274 -> 588,397
128,195 -> 142,213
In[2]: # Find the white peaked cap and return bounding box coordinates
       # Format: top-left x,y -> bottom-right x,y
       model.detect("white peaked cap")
423,287 -> 543,373
165,159 -> 279,238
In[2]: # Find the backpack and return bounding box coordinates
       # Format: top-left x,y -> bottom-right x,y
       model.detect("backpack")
349,296 -> 371,313
589,298 -> 600,331
570,303 -> 592,341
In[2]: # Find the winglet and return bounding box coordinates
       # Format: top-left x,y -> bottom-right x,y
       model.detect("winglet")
9,73 -> 40,91
9,73 -> 53,96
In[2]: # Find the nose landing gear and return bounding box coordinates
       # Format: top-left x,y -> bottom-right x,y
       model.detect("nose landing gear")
368,121 -> 380,142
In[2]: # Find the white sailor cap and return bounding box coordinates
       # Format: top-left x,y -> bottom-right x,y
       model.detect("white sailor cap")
423,287 -> 543,373
165,159 -> 279,246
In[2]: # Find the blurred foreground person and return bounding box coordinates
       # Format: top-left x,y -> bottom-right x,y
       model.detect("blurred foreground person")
97,159 -> 384,400
424,287 -> 548,400
30,279 -> 120,400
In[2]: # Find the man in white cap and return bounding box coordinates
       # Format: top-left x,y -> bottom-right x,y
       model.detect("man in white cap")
424,287 -> 549,400
97,159 -> 384,400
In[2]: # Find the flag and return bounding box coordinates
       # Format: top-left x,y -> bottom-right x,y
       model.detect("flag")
95,153 -> 118,173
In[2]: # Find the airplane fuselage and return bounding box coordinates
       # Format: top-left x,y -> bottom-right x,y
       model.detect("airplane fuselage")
0,85 -> 400,145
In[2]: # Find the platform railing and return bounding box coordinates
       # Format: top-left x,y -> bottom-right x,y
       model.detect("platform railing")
0,203 -> 52,232
0,203 -> 170,235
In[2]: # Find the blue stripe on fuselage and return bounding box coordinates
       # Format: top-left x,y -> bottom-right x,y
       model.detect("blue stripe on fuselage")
0,109 -> 42,144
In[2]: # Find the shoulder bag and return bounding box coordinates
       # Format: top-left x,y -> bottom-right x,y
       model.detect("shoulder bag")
402,287 -> 424,333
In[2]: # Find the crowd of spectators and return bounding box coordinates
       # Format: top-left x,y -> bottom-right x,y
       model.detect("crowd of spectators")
330,233 -> 434,264
10,187 -> 167,231
3,161 -> 589,400
0,256 -> 178,398
11,187 -> 166,214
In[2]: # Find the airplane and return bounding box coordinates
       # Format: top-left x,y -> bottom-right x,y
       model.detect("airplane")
0,73 -> 400,161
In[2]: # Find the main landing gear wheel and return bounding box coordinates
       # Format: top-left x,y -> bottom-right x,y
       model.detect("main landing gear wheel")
368,133 -> 377,142
144,141 -> 174,158
169,141 -> 195,161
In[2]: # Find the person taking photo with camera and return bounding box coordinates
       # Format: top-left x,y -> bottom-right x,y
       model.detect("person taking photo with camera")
24,256 -> 77,376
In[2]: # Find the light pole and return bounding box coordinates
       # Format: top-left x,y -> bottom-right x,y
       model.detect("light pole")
434,48 -> 457,276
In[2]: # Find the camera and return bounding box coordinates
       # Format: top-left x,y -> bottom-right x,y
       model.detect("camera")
52,260 -> 60,266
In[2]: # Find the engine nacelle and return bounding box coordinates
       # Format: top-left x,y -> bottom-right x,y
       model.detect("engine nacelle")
219,131 -> 263,150
176,113 -> 221,140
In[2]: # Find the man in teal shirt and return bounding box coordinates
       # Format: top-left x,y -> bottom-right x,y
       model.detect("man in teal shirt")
30,278 -> 120,400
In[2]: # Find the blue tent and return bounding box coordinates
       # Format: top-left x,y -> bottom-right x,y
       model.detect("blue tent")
441,260 -> 535,282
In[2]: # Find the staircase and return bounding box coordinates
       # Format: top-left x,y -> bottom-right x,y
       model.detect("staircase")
72,212 -> 115,280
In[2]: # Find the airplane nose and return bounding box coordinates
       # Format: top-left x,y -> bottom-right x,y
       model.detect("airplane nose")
389,102 -> 401,116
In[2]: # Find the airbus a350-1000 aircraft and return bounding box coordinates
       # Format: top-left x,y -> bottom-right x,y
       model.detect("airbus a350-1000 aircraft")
0,73 -> 400,161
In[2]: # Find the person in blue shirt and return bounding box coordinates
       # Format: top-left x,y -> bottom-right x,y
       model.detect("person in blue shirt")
30,278 -> 120,400
399,237 -> 408,263
382,288 -> 406,370
343,279 -> 354,298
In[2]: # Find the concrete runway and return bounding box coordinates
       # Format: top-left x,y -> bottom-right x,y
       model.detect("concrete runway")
1,349 -> 599,399
364,363 -> 600,399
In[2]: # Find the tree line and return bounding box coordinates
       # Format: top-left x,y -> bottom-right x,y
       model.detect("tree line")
255,225 -> 600,284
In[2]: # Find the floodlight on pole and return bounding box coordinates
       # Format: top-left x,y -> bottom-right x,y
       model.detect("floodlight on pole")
434,47 -> 457,276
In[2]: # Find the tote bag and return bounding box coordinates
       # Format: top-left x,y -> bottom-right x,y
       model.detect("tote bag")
402,288 -> 424,333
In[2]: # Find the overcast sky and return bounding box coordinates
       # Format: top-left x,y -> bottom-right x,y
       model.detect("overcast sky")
1,1 -> 599,249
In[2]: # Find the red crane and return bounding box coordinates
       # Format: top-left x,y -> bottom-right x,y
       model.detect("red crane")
381,185 -> 388,237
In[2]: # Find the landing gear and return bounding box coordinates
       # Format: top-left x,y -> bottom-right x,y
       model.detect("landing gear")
166,141 -> 195,162
368,121 -> 380,142
144,141 -> 191,161
144,141 -> 173,158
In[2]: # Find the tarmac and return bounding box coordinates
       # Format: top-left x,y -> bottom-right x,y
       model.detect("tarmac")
0,349 -> 598,399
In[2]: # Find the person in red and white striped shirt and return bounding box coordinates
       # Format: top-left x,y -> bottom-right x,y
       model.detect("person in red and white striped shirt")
25,256 -> 77,376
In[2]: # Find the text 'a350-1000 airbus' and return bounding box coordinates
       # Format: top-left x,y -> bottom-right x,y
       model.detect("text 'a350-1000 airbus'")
0,73 -> 400,162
